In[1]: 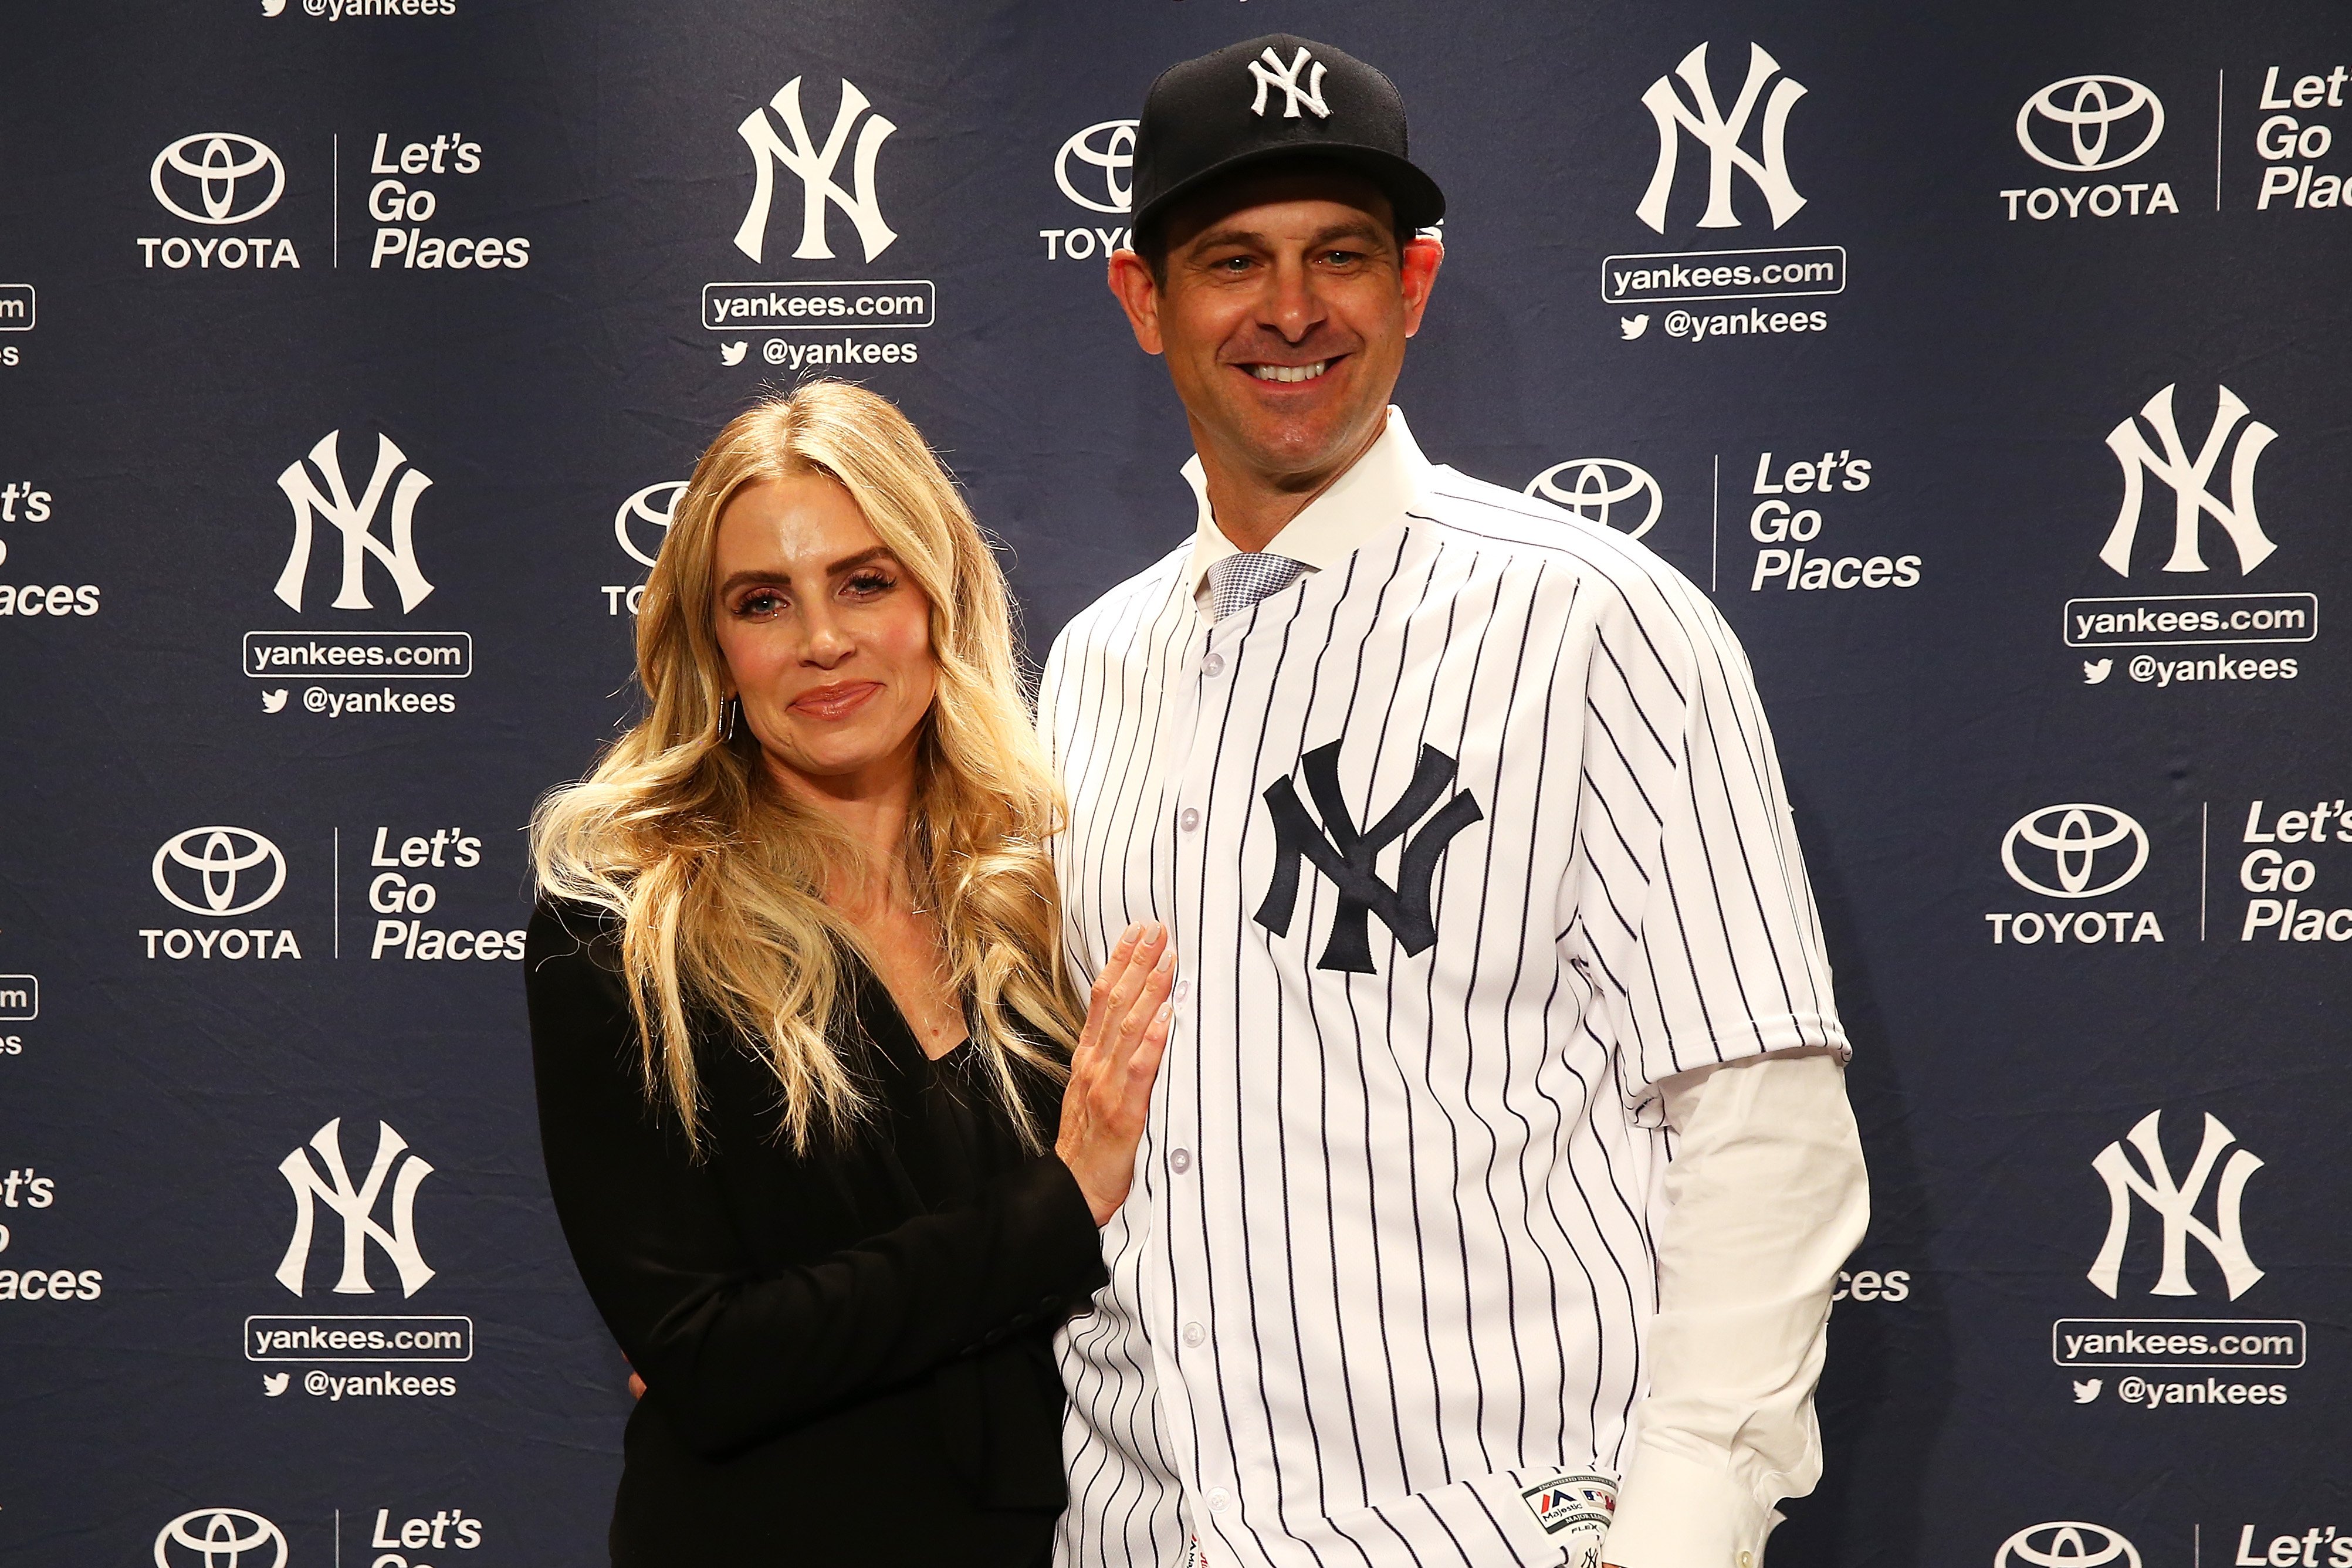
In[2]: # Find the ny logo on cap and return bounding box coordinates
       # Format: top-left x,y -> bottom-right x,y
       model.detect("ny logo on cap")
1248,45 -> 1331,120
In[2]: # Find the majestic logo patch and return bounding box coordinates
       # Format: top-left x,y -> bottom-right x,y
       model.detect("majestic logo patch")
1255,743 -> 1482,973
1521,1469 -> 1617,1568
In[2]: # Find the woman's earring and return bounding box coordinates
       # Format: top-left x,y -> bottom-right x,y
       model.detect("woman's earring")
718,695 -> 740,744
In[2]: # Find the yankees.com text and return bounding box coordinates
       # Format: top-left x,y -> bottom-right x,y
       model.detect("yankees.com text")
246,1313 -> 474,1362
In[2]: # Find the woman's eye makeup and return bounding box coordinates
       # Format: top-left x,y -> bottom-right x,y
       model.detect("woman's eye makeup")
843,570 -> 895,597
735,587 -> 787,617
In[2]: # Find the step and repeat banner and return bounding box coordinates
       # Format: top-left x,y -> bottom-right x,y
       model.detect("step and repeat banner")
1,1 -> 2345,1564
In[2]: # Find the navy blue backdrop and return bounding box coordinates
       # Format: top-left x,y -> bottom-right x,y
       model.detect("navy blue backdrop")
1,2 -> 2346,1564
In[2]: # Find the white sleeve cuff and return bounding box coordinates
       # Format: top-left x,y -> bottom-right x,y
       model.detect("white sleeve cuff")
1603,1442 -> 1781,1568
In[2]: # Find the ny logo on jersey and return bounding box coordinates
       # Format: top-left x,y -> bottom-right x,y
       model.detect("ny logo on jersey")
1636,42 -> 1807,233
733,77 -> 899,263
2088,1109 -> 2263,1301
1247,45 -> 1331,120
1255,742 -> 1483,973
2100,384 -> 2278,576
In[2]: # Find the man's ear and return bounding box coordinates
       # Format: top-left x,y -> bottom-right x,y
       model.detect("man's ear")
1399,235 -> 1444,339
1106,249 -> 1166,357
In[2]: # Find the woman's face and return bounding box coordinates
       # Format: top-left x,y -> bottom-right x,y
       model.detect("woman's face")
709,473 -> 939,802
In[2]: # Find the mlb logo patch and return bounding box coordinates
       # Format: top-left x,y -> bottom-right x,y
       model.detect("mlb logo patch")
1520,1469 -> 1617,1536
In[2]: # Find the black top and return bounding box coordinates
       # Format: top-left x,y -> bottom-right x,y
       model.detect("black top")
524,899 -> 1108,1568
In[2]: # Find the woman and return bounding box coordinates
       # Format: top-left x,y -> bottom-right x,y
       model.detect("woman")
525,381 -> 1169,1566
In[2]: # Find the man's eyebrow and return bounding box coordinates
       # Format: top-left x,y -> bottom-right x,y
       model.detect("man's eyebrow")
1185,218 -> 1390,255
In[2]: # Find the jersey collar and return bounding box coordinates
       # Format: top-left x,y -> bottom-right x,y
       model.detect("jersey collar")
1182,406 -> 1433,621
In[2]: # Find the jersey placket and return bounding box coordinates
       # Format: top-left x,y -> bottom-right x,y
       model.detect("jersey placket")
1161,601 -> 1284,1559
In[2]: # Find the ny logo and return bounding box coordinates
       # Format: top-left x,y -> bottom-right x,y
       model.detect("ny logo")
1255,743 -> 1483,973
1637,42 -> 1808,233
734,77 -> 899,263
2100,384 -> 2279,576
2088,1110 -> 2263,1301
276,1117 -> 436,1298
1247,45 -> 1331,120
273,431 -> 434,614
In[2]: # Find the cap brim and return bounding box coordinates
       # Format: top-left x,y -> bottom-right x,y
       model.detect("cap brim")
1131,143 -> 1446,242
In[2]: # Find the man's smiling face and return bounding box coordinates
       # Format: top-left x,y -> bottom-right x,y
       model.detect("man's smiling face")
1119,162 -> 1441,500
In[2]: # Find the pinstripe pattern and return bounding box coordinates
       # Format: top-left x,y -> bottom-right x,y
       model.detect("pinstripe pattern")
1040,423 -> 1847,1568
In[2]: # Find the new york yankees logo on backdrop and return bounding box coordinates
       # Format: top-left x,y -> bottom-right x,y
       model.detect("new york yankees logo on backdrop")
2088,1109 -> 2263,1301
1637,42 -> 1806,232
2101,384 -> 2277,575
276,1117 -> 436,1298
275,430 -> 435,613
1255,742 -> 1483,973
735,76 -> 899,263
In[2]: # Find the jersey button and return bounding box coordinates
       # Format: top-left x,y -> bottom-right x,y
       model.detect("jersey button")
1207,1488 -> 1231,1513
1182,1320 -> 1207,1347
1179,807 -> 1201,832
1203,652 -> 1225,677
1173,978 -> 1192,1003
1169,1147 -> 1192,1174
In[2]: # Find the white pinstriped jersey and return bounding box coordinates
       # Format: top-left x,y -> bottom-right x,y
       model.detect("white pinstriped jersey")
1040,416 -> 1847,1568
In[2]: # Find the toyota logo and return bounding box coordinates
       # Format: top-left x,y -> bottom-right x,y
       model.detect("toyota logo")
1995,1522 -> 2140,1568
151,134 -> 287,225
2001,804 -> 2148,899
153,827 -> 288,917
1527,459 -> 1663,540
155,1508 -> 289,1568
2016,77 -> 2164,172
614,481 -> 686,569
1055,119 -> 1138,214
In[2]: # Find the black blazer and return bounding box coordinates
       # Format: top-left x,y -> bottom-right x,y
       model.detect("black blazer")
524,899 -> 1108,1567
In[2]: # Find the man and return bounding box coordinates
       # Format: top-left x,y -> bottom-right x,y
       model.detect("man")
1038,34 -> 1868,1568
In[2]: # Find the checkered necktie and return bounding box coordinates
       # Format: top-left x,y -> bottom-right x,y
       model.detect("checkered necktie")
1207,551 -> 1308,622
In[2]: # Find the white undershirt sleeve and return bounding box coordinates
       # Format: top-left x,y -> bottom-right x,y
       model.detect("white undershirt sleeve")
1601,1048 -> 1869,1568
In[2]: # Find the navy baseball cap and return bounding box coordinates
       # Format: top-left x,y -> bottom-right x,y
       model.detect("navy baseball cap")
1129,34 -> 1446,242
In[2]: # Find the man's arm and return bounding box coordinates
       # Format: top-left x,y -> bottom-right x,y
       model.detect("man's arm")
1602,1047 -> 1869,1568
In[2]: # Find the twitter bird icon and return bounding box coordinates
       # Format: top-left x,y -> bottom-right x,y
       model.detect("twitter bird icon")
2072,1379 -> 2102,1404
1620,314 -> 1650,340
261,689 -> 289,713
2082,659 -> 2113,685
719,341 -> 749,366
262,1371 -> 290,1396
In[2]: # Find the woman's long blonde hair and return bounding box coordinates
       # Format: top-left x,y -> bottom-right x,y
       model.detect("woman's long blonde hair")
531,381 -> 1078,1154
